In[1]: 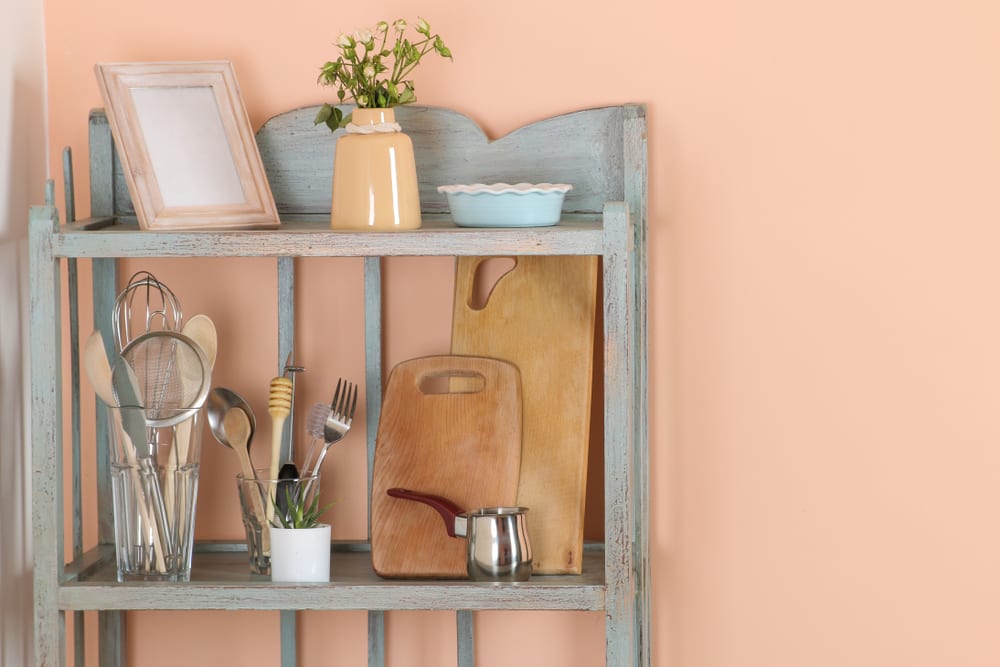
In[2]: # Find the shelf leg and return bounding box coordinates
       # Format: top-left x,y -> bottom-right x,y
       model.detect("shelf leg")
280,610 -> 297,667
368,611 -> 385,667
457,611 -> 474,667
30,203 -> 65,666
364,258 -> 387,667
98,612 -> 124,667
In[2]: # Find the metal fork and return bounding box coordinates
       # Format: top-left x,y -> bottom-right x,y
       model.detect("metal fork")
308,378 -> 358,476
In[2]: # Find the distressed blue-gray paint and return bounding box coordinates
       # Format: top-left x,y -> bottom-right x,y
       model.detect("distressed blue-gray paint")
32,104 -> 648,667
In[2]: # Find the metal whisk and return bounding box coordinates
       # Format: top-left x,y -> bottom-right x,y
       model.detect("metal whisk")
112,271 -> 183,352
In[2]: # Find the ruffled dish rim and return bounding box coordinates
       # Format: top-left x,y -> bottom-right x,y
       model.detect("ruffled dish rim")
437,183 -> 573,195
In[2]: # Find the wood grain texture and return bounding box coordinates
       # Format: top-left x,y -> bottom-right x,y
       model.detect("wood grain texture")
51,217 -> 605,258
58,545 -> 606,611
31,103 -> 648,667
29,205 -> 65,666
371,355 -> 522,578
451,256 -> 597,574
255,105 -> 624,217
93,62 -> 279,230
601,202 -> 638,665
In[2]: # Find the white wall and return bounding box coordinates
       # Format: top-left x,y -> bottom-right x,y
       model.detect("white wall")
0,0 -> 47,663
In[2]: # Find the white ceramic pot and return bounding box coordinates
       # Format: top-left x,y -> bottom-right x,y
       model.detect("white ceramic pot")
269,524 -> 331,582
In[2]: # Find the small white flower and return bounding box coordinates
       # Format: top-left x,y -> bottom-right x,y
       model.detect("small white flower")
355,29 -> 373,43
376,21 -> 389,33
416,17 -> 430,33
336,33 -> 352,47
393,19 -> 407,31
363,64 -> 375,79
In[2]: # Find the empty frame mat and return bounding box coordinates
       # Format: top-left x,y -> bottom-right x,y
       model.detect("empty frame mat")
95,61 -> 279,230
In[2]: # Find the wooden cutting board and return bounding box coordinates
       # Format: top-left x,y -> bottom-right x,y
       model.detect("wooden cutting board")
451,256 -> 598,574
371,355 -> 522,578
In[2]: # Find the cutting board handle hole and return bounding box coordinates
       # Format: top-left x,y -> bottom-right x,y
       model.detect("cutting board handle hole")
418,372 -> 486,395
468,257 -> 517,310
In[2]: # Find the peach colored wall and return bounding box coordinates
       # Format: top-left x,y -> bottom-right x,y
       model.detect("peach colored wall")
41,0 -> 1000,665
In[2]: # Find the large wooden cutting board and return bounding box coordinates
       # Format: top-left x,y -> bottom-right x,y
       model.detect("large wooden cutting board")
371,355 -> 522,578
452,256 -> 598,574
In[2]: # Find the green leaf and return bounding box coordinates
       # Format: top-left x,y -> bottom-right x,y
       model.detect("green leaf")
313,103 -> 333,126
324,107 -> 344,131
434,37 -> 452,59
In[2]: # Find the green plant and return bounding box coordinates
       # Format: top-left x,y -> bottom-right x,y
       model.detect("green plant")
271,486 -> 333,529
314,17 -> 453,130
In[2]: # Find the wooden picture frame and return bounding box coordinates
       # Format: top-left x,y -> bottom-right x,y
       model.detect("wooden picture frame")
94,61 -> 279,230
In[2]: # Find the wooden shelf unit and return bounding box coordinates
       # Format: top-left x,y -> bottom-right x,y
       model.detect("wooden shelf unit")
30,104 -> 649,666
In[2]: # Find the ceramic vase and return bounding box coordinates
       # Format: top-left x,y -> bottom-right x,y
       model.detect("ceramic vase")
331,108 -> 421,230
269,524 -> 331,582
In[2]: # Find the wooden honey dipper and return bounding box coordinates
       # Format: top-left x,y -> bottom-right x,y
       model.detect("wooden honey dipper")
266,376 -> 294,524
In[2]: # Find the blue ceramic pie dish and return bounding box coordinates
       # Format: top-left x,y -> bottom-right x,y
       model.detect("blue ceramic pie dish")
437,183 -> 573,227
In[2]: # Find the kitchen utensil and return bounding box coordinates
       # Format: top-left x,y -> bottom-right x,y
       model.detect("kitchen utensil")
266,376 -> 293,525
112,270 -> 182,352
168,314 -> 217,524
113,330 -> 211,429
307,378 -> 357,477
275,462 -> 300,518
226,409 -> 269,553
206,388 -> 258,477
110,354 -> 174,561
370,355 -> 522,578
82,329 -> 116,406
181,314 -> 218,368
451,255 -> 597,574
110,331 -> 210,563
387,488 -> 532,581
206,388 -> 256,447
301,401 -> 329,473
281,350 -> 305,467
207,387 -> 268,549
83,329 -> 167,573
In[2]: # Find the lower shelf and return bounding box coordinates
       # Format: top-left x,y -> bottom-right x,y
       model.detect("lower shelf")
58,542 -> 607,612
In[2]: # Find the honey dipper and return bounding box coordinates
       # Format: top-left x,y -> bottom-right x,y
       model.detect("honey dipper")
267,376 -> 294,522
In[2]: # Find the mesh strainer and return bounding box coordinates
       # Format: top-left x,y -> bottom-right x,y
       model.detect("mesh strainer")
112,330 -> 211,428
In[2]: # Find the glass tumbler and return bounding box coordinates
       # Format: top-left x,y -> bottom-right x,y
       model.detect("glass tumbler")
236,471 -> 320,575
108,406 -> 203,582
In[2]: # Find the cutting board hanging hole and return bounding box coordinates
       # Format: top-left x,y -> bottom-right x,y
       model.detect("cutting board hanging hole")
419,371 -> 486,395
468,257 -> 517,310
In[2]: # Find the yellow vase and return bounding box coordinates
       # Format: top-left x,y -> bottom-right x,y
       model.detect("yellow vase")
331,108 -> 421,230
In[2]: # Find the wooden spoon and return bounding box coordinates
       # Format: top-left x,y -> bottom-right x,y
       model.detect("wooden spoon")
168,315 -> 218,522
82,330 -> 116,405
225,407 -> 269,551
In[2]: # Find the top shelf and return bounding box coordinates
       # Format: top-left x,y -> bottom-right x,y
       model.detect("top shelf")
52,215 -> 609,259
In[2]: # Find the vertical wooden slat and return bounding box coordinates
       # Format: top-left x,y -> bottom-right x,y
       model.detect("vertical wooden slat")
456,611 -> 474,667
277,256 -> 296,462
280,610 -> 297,667
64,146 -> 88,667
90,105 -> 126,667
367,609 -> 385,667
602,202 -> 637,665
623,104 -> 651,666
30,203 -> 65,666
277,257 -> 297,667
363,256 -> 385,667
89,110 -> 114,219
95,254 -> 122,667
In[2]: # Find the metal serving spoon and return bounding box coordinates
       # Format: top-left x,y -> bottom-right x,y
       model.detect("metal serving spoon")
206,387 -> 257,476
